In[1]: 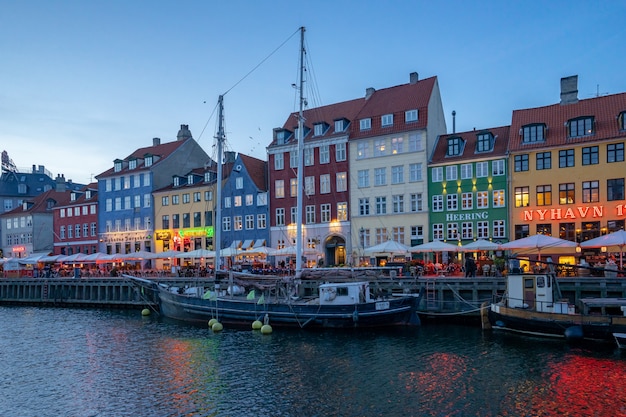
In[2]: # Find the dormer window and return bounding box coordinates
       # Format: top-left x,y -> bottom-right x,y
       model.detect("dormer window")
360,118 -> 371,131
187,174 -> 194,185
446,137 -> 463,156
276,130 -> 286,145
114,161 -> 122,172
17,184 -> 26,194
204,171 -> 211,182
620,111 -> 626,131
70,192 -> 77,201
173,177 -> 180,187
85,190 -> 92,199
128,159 -> 137,170
521,123 -> 546,143
405,109 -> 418,123
568,116 -> 594,138
334,119 -> 347,132
145,156 -> 153,167
314,123 -> 328,137
381,114 -> 393,127
476,132 -> 494,152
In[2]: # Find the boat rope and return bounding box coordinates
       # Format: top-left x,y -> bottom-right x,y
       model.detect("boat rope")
445,283 -> 488,309
417,305 -> 488,316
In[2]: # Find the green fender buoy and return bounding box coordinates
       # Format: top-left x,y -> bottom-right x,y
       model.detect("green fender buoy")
261,324 -> 273,334
252,320 -> 263,330
208,318 -> 218,327
212,322 -> 223,332
141,308 -> 151,316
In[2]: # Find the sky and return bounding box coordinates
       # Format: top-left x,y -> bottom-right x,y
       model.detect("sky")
1,1 -> 625,185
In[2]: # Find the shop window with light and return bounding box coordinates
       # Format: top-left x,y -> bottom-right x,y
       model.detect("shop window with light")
537,224 -> 552,235
536,185 -> 552,206
582,180 -> 600,203
514,187 -> 529,207
559,183 -> 575,204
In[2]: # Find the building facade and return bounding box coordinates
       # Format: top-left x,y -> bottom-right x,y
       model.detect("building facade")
53,184 -> 99,255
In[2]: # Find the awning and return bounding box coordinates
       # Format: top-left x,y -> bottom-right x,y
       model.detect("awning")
230,240 -> 242,249
242,239 -> 254,249
253,239 -> 266,248
18,252 -> 50,264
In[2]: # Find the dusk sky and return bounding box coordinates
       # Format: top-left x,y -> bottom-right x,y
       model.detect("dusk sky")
1,1 -> 625,185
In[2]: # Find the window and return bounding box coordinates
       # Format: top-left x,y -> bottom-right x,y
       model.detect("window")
409,163 -> 422,182
410,193 -> 423,212
222,216 -> 231,231
314,123 -> 325,136
337,202 -> 347,221
204,211 -> 212,226
246,194 -> 253,206
276,208 -> 285,226
374,168 -> 386,186
145,156 -> 153,167
492,160 -> 505,176
432,195 -> 443,212
582,180 -> 599,203
162,196 -> 169,206
381,114 -> 393,126
183,213 -> 190,228
257,192 -> 267,206
568,116 -> 594,138
275,180 -> 284,198
522,124 -> 545,143
123,176 -> 130,189
115,197 -> 121,211
358,170 -> 370,187
608,178 -> 625,201
460,164 -> 472,179
447,194 -> 458,211
224,197 -> 230,208
173,177 -> 180,187
257,214 -> 266,229
537,185 -> 552,206
106,199 -> 112,212
374,139 -> 386,157
172,195 -> 179,205
236,177 -> 243,189
493,190 -> 505,207
304,148 -> 314,166
134,195 -> 140,208
446,137 -> 462,156
290,151 -> 298,168
305,176 -> 315,196
476,132 -> 493,152
335,143 -> 346,161
234,195 -> 242,207
144,172 -> 150,186
405,109 -> 418,122
274,153 -> 284,170
133,175 -> 140,188
205,190 -> 213,201
607,143 -> 625,163
358,198 -> 370,216
559,149 -> 575,168
391,166 -> 403,184
194,212 -> 201,227
431,167 -> 443,182
493,220 -> 506,238
334,119 -> 346,133
432,224 -> 444,240
321,203 -> 332,222
514,154 -> 529,172
462,192 -> 473,210
475,162 -> 488,178
60,226 -> 65,239
245,214 -> 254,230
445,165 -> 457,181
536,152 -> 551,170
319,145 -> 330,164
360,118 -> 371,130
515,187 -> 529,207
559,183 -> 575,204
392,195 -> 404,213
233,215 -> 242,230
392,227 -> 404,243
320,174 -> 331,194
182,193 -> 190,204
305,205 -> 315,224
447,223 -> 459,240
336,173 -> 347,192
193,192 -> 201,202
375,196 -> 387,214
391,137 -> 403,154
462,222 -> 473,240
408,133 -> 424,152
477,221 -> 489,239
582,146 -> 599,165
114,161 -> 122,172
620,112 -> 626,131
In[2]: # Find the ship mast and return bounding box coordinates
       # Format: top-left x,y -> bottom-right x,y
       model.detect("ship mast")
295,26 -> 306,275
215,95 -> 225,270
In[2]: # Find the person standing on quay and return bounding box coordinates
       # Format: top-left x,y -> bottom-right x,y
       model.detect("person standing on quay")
465,256 -> 476,278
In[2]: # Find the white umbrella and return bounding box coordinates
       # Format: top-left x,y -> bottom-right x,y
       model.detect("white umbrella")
410,240 -> 460,253
461,239 -> 501,252
245,246 -> 277,256
580,230 -> 626,268
58,253 -> 88,263
120,251 -> 155,260
500,234 -> 577,260
80,252 -> 110,262
152,249 -> 183,259
175,249 -> 216,258
363,240 -> 411,256
38,254 -> 66,263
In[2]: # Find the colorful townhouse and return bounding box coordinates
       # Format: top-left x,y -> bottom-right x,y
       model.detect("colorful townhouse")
428,125 -> 510,253
508,75 -> 626,263
95,125 -> 211,258
350,73 -> 446,265
219,152 -> 269,252
52,183 -> 99,256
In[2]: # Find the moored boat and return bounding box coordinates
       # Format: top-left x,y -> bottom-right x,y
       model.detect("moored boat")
487,271 -> 626,342
614,332 -> 626,349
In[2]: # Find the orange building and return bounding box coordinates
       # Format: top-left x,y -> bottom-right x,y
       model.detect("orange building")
508,76 -> 626,262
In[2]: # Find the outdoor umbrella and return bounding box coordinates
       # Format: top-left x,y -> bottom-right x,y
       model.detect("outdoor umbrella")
120,251 -> 155,260
461,239 -> 501,252
152,249 -> 183,259
500,234 -> 577,260
175,249 -> 216,259
580,230 -> 626,268
410,240 -> 459,263
58,253 -> 88,263
363,240 -> 411,256
245,246 -> 277,256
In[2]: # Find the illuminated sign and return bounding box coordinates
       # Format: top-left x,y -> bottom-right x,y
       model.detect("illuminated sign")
178,227 -> 214,238
446,211 -> 489,221
154,230 -> 172,241
12,246 -> 26,252
521,204 -> 626,221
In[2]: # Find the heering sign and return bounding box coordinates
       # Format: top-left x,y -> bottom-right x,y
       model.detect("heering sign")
522,204 -> 626,221
446,212 -> 489,221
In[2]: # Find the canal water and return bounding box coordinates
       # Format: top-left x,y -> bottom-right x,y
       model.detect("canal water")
1,307 -> 625,417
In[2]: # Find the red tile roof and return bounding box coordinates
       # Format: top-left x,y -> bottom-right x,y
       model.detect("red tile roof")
96,139 -> 189,177
431,125 -> 511,164
509,92 -> 626,152
1,189 -> 73,216
239,154 -> 267,191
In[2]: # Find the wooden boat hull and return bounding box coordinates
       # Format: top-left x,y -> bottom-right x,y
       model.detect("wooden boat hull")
489,304 -> 626,341
157,287 -> 420,329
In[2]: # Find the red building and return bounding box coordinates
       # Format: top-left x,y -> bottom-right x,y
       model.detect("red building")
53,183 -> 99,255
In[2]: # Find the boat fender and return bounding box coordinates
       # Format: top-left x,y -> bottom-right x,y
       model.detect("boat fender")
564,325 -> 583,341
264,313 -> 270,325
495,320 -> 505,328
325,288 -> 336,301
352,310 -> 359,323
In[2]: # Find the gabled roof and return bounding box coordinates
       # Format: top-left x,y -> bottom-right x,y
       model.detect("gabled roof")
239,154 -> 267,191
96,139 -> 189,178
509,92 -> 626,152
350,76 -> 437,140
1,189 -> 72,216
57,183 -> 98,209
431,126 -> 510,165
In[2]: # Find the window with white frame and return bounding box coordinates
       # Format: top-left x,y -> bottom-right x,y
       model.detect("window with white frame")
222,216 -> 231,231
319,145 -> 329,164
462,192 -> 473,210
409,163 -> 422,182
358,198 -> 370,216
314,124 -> 324,137
493,190 -> 505,207
336,172 -> 347,192
224,196 -> 231,208
274,153 -> 284,170
276,208 -> 285,226
432,167 -> 443,182
305,176 -> 315,196
408,132 -> 424,152
374,139 -> 386,157
432,195 -> 443,212
234,215 -> 242,231
134,195 -> 141,208
336,143 -> 346,161
106,198 -> 112,212
392,227 -> 404,242
357,142 -> 369,159
374,167 -> 386,186
234,196 -> 242,207
115,197 -> 121,211
134,175 -> 140,188
245,214 -> 254,230
447,223 -> 459,240
194,192 -> 201,202
246,194 -> 253,206
432,224 -> 444,240
360,118 -> 371,130
477,221 -> 489,239
291,207 -> 297,224
476,162 -> 488,178
460,164 -> 472,179
144,194 -> 150,207
257,213 -> 266,229
275,180 -> 284,198
236,177 -> 243,189
144,172 -> 150,186
306,205 -> 315,224
462,222 -> 473,239
320,174 -> 331,194
257,192 -> 267,206
405,109 -> 418,122
446,165 -> 457,181
337,202 -> 347,221
334,119 -> 345,132
447,194 -> 458,211
391,166 -> 404,184
358,170 -> 369,187
492,160 -> 505,176
375,228 -> 387,245
493,220 -> 506,238
382,114 -> 393,126
290,178 -> 297,197
60,226 -> 65,239
410,193 -> 423,212
321,203 -> 331,222
476,191 -> 488,208
375,196 -> 387,214
290,151 -> 298,168
304,148 -> 314,166
392,195 -> 404,213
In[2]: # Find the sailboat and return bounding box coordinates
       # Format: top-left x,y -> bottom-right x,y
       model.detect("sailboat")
127,27 -> 421,329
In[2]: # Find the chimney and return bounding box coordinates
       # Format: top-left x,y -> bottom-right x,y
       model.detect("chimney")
365,87 -> 375,100
452,110 -> 456,134
55,174 -> 66,192
223,151 -> 236,164
177,124 -> 193,141
32,164 -> 36,173
153,137 -> 161,146
560,75 -> 579,105
410,72 -> 419,84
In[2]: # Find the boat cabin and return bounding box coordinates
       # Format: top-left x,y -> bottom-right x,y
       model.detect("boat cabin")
319,281 -> 370,305
504,273 -> 573,314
